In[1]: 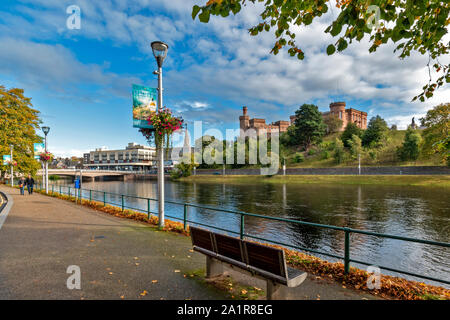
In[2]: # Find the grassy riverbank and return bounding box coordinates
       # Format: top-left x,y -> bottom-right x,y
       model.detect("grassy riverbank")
179,175 -> 450,187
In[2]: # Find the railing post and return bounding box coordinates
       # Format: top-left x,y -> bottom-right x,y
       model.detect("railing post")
68,186 -> 71,198
59,185 -> 61,195
89,190 -> 92,202
183,204 -> 188,230
121,195 -> 124,212
147,199 -> 150,219
52,184 -> 54,194
103,192 -> 106,207
344,228 -> 350,274
240,214 -> 245,240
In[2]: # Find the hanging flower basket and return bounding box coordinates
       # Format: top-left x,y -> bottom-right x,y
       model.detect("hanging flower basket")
7,160 -> 17,167
139,108 -> 184,149
39,151 -> 54,162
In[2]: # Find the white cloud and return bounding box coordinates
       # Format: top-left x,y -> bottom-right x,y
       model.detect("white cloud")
1,0 -> 448,133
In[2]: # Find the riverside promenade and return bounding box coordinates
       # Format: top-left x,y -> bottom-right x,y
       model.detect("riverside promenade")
0,185 -> 379,300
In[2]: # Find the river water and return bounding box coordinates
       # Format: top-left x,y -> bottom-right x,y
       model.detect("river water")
64,179 -> 449,287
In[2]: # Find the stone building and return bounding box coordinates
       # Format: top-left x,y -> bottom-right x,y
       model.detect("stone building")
239,102 -> 367,138
321,102 -> 367,131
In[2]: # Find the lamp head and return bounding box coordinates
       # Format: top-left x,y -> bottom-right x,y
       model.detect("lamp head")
151,41 -> 169,68
42,126 -> 50,135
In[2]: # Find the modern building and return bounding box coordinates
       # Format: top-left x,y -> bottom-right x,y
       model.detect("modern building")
83,142 -> 157,171
239,101 -> 367,137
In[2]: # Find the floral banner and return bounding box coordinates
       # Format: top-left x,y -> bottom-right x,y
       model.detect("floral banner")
132,84 -> 157,129
2,155 -> 11,166
34,143 -> 45,160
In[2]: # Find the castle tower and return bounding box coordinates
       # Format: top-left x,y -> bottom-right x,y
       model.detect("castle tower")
239,106 -> 249,132
329,102 -> 347,129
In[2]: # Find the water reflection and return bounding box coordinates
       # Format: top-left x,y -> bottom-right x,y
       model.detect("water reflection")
60,179 -> 449,287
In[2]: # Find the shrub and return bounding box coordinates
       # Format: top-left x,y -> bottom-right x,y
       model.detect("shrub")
293,153 -> 304,163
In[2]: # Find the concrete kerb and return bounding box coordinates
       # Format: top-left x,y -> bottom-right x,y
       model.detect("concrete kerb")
0,190 -> 13,230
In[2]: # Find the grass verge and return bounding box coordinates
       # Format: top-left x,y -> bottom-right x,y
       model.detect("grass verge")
179,175 -> 450,187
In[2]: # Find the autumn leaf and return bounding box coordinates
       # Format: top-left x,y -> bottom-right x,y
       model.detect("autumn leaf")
140,290 -> 148,296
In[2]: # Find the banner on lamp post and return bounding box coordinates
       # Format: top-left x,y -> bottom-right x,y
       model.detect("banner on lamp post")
132,84 -> 157,129
34,143 -> 45,160
2,155 -> 11,166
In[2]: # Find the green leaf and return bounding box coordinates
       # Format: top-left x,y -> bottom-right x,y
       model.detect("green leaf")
192,5 -> 201,20
198,10 -> 210,23
304,14 -> 313,25
330,23 -> 342,36
337,38 -> 348,51
326,44 -> 336,55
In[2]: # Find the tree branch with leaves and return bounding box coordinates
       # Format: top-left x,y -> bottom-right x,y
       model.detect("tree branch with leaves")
192,0 -> 449,101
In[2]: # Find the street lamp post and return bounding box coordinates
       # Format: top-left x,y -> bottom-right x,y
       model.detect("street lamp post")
9,144 -> 13,187
151,41 -> 169,229
42,126 -> 50,194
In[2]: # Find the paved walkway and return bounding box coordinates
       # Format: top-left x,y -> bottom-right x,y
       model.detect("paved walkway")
0,186 -> 380,300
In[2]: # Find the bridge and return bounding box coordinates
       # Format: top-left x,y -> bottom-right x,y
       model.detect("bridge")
37,169 -> 159,181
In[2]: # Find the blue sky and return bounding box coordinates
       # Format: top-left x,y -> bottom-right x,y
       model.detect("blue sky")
0,0 -> 448,157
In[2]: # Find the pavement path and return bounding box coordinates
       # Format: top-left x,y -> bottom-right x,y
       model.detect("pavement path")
0,186 -> 381,300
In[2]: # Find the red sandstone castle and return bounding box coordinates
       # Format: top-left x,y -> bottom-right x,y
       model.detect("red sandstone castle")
239,102 -> 367,136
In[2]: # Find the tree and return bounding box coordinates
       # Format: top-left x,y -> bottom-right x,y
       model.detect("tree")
362,115 -> 389,147
324,115 -> 343,134
0,86 -> 42,178
348,134 -> 363,160
192,0 -> 449,101
333,138 -> 345,164
341,122 -> 363,148
397,127 -> 422,161
420,103 -> 449,165
292,104 -> 326,150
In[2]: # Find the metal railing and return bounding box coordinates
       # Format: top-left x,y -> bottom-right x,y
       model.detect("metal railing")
35,182 -> 450,286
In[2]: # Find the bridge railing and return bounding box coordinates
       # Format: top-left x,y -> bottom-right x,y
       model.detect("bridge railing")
37,182 -> 450,287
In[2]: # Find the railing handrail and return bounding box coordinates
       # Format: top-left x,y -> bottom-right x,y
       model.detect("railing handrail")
37,182 -> 450,285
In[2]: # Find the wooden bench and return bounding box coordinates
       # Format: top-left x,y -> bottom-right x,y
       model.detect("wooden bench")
190,226 -> 307,300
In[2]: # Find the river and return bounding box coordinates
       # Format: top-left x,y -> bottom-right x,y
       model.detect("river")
57,179 -> 449,287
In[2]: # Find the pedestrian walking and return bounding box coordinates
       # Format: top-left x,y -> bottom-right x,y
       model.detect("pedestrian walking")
25,174 -> 35,195
19,176 -> 25,195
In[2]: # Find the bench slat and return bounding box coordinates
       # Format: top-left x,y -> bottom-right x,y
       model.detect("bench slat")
190,226 -> 215,253
214,233 -> 245,263
243,241 -> 287,278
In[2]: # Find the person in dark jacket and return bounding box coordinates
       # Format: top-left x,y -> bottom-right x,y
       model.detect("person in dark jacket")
19,176 -> 25,195
25,174 -> 35,195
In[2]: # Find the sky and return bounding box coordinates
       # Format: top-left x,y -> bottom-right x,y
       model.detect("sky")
0,0 -> 448,157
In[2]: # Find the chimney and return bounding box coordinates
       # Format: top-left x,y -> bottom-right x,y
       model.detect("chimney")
243,106 -> 248,116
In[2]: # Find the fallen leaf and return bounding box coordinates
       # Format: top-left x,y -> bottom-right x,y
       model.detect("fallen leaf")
120,295 -> 125,299
174,270 -> 180,273
140,290 -> 148,296
241,289 -> 247,295
152,280 -> 158,284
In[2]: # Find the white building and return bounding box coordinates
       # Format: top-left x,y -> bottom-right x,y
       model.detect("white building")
83,143 -> 157,171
